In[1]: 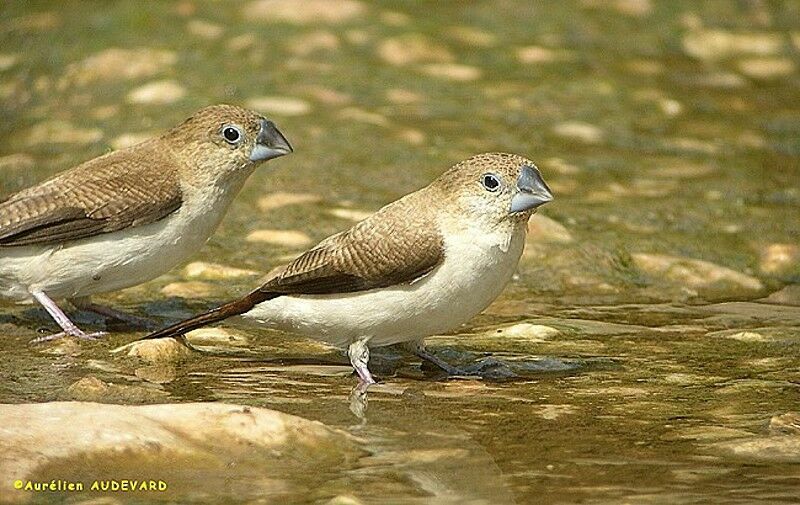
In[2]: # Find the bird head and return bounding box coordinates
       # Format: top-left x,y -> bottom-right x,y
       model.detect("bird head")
164,104 -> 292,183
435,152 -> 553,227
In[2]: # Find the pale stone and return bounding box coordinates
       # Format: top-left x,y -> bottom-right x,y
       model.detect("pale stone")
184,261 -> 258,280
761,285 -> 800,306
0,402 -> 361,491
185,328 -> 249,346
161,281 -> 215,298
65,48 -> 177,85
527,214 -> 573,243
491,323 -> 561,342
385,88 -> 423,104
713,436 -> 800,462
257,191 -> 322,211
227,33 -> 257,51
420,63 -> 481,81
288,30 -> 340,56
759,243 -> 800,274
0,153 -> 34,171
397,128 -> 426,145
111,337 -> 193,364
0,53 -> 18,71
246,229 -> 312,247
659,98 -> 683,116
738,58 -> 795,79
26,120 -> 102,145
65,376 -> 169,402
127,80 -> 186,105
682,30 -> 783,60
516,46 -> 564,64
446,26 -> 497,47
243,0 -> 366,24
187,19 -> 224,39
338,107 -> 390,126
297,84 -> 352,105
582,0 -> 652,17
377,34 -> 453,66
246,96 -> 311,116
110,132 -> 154,150
770,412 -> 800,435
379,11 -> 409,26
327,208 -> 372,221
720,331 -> 770,343
553,121 -> 604,144
632,253 -> 764,292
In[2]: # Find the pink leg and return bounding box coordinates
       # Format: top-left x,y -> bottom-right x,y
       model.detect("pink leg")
347,338 -> 376,385
29,291 -> 107,343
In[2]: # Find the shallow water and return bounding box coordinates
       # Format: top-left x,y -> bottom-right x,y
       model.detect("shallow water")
1,1 -> 800,504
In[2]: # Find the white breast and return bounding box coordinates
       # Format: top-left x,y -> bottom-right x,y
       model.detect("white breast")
243,220 -> 527,348
0,172 -> 252,302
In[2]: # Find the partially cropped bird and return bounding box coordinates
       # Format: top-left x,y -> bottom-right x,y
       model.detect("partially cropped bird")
0,104 -> 292,342
141,153 -> 553,383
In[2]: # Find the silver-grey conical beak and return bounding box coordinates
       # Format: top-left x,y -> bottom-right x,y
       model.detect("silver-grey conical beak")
509,164 -> 553,213
250,119 -> 293,161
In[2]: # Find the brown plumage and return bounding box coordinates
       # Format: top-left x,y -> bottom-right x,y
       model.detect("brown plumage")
1,104 -> 292,341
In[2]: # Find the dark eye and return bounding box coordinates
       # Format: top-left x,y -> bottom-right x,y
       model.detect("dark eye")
481,173 -> 501,192
222,125 -> 242,144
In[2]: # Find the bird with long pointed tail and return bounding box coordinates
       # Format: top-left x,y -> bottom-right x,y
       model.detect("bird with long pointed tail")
140,153 -> 553,384
0,104 -> 292,342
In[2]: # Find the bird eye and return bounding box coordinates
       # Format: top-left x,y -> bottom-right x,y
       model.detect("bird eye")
481,173 -> 501,192
222,125 -> 243,144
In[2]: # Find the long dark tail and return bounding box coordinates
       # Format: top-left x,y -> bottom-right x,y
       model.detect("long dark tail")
140,289 -> 279,341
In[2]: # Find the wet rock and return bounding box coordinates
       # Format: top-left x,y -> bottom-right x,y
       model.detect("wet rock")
670,426 -> 753,441
258,191 -> 321,211
761,285 -> 800,306
632,253 -> 764,293
738,58 -> 795,79
0,53 -> 18,71
516,46 -> 569,64
288,30 -> 340,56
65,376 -> 168,402
682,30 -> 783,60
759,243 -> 799,275
446,26 -> 497,47
0,153 -> 34,172
184,261 -> 257,280
185,328 -> 249,346
327,208 -> 373,221
0,402 -> 362,497
338,107 -> 389,126
385,88 -> 423,104
246,95 -> 311,116
770,412 -> 800,435
552,121 -> 604,144
186,19 -> 224,39
112,337 -> 193,364
537,404 -> 577,420
714,330 -> 771,343
110,132 -> 154,150
712,436 -> 800,463
487,323 -> 560,342
134,365 -> 178,384
64,48 -> 177,85
246,229 -> 313,247
243,0 -> 366,24
379,11 -> 410,27
26,120 -> 103,146
420,63 -> 482,81
227,33 -> 257,51
527,214 -> 573,243
396,128 -> 426,145
161,281 -> 215,298
297,84 -> 352,105
377,34 -> 453,66
126,79 -> 186,105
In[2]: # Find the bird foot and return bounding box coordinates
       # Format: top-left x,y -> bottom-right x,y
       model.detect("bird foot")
30,328 -> 107,344
407,343 -> 470,376
69,298 -> 157,330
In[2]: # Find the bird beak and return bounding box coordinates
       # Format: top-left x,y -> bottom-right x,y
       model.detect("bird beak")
249,119 -> 293,162
509,164 -> 553,213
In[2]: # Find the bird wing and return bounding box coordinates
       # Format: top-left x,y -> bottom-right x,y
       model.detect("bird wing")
0,147 -> 182,247
140,195 -> 445,340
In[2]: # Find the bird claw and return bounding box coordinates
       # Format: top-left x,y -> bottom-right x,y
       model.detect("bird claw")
30,329 -> 107,344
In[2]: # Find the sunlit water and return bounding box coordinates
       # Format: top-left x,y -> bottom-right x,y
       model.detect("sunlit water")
1,1 -> 799,503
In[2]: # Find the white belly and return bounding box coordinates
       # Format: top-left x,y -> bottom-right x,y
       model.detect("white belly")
242,224 -> 526,348
0,179 -> 247,302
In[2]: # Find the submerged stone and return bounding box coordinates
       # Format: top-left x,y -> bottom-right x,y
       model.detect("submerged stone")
111,337 -> 193,364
